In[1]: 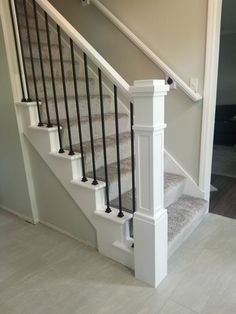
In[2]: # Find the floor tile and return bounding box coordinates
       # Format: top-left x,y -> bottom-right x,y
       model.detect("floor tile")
159,300 -> 197,314
1,210 -> 236,314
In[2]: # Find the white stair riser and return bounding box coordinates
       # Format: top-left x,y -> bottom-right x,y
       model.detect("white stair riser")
164,180 -> 186,208
48,154 -> 82,181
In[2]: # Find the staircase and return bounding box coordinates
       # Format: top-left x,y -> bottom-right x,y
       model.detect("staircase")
4,0 -> 208,287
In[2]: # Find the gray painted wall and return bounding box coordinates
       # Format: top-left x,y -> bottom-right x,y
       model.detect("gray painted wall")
49,0 -> 208,182
0,23 -> 33,219
25,141 -> 97,246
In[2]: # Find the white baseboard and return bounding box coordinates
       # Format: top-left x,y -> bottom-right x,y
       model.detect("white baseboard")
39,219 -> 96,249
0,203 -> 96,248
0,204 -> 38,224
164,150 -> 205,199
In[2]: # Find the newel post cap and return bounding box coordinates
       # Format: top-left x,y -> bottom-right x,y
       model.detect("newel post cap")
130,80 -> 169,97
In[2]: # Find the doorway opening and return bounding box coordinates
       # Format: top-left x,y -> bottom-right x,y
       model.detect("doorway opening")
210,0 -> 236,219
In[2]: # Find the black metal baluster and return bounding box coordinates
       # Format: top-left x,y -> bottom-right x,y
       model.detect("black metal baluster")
57,26 -> 74,156
9,0 -> 26,102
114,85 -> 124,218
83,53 -> 98,185
33,0 -> 52,128
22,0 -> 43,126
130,102 -> 136,213
70,39 -> 87,181
45,12 -> 64,153
13,0 -> 32,103
98,69 -> 111,213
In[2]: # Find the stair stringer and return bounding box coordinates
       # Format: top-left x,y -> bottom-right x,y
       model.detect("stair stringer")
17,101 -> 134,269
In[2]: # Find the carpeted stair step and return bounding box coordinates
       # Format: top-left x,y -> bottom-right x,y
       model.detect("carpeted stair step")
68,132 -> 131,173
89,157 -> 132,201
18,12 -> 45,29
25,57 -> 80,79
167,195 -> 208,256
40,93 -> 112,121
110,172 -> 187,212
29,77 -> 96,103
20,26 -> 56,45
23,41 -> 73,62
164,173 -> 186,207
22,41 -> 61,60
15,3 -> 34,17
53,112 -> 130,146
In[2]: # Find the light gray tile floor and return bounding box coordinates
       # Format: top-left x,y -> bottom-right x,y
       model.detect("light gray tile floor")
0,209 -> 236,314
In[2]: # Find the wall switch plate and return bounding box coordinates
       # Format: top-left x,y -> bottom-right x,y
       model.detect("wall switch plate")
81,0 -> 90,6
190,78 -> 199,92
165,77 -> 177,89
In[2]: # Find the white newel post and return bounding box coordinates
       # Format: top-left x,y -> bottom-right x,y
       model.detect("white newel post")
130,80 -> 169,288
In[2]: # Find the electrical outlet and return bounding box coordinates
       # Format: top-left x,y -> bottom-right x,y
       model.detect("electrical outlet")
81,0 -> 90,6
190,78 -> 199,93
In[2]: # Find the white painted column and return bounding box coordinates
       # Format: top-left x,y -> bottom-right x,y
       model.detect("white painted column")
130,80 -> 169,288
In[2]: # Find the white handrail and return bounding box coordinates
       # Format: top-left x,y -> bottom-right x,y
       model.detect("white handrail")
91,0 -> 202,102
35,0 -> 131,100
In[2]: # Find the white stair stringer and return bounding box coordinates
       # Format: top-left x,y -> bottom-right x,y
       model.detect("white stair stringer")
17,101 -> 134,270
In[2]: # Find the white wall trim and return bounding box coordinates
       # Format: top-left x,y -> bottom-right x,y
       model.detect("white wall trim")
0,204 -> 38,224
40,219 -> 96,248
90,0 -> 202,102
199,0 -> 223,200
0,204 -> 95,247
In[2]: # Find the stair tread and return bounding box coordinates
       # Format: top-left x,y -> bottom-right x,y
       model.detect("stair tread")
18,12 -> 35,18
20,25 -> 47,34
25,56 -> 77,64
110,172 -> 186,213
88,157 -> 131,184
167,194 -> 208,243
49,112 -> 128,127
164,172 -> 186,191
48,94 -> 112,106
22,40 -> 59,48
67,131 -> 131,154
28,75 -> 92,83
